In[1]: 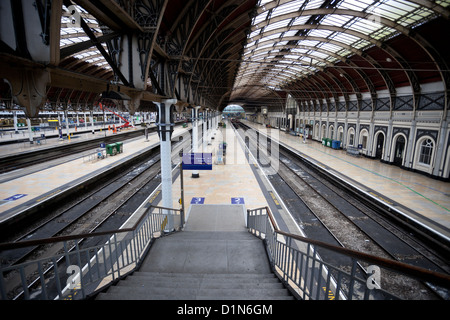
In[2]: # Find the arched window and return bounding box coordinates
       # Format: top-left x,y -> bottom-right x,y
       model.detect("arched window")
348,127 -> 355,146
338,126 -> 344,142
419,138 -> 434,165
360,129 -> 369,149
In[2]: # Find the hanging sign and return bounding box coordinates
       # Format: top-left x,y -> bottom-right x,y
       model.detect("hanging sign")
182,153 -> 212,170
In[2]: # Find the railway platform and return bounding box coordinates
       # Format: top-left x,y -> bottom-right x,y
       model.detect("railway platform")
0,123 -> 148,156
242,120 -> 450,238
0,124 -> 188,232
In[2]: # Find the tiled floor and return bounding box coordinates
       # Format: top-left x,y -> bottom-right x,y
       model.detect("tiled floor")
162,124 -> 270,211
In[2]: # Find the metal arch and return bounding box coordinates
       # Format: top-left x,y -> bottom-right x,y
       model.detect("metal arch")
288,79 -> 324,104
239,32 -> 400,103
257,0 -> 449,19
238,44 -> 378,97
163,0 -> 211,98
249,23 -> 383,53
405,0 -> 450,19
241,5 -> 443,103
315,72 -> 342,109
251,9 -> 410,36
185,2 -> 255,106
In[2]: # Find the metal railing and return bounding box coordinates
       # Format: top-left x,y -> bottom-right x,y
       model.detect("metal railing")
247,206 -> 450,300
0,205 -> 182,300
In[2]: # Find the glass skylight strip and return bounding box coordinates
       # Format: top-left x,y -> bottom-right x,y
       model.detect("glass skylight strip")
264,19 -> 291,32
271,0 -> 303,18
304,0 -> 327,11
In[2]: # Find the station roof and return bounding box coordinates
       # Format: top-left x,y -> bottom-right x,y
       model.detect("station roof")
1,0 -> 449,114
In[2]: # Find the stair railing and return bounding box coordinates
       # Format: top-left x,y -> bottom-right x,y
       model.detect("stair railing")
0,205 -> 182,300
247,206 -> 450,300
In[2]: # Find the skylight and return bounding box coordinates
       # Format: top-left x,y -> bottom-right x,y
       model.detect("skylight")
232,0 -> 448,100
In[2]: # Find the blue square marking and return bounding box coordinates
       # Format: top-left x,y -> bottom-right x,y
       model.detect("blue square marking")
190,197 -> 205,204
231,197 -> 244,204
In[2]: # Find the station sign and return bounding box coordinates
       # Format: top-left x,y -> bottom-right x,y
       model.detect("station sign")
182,153 -> 212,170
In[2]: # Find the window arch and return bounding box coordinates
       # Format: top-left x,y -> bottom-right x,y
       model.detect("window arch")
348,127 -> 355,146
360,129 -> 369,149
337,126 -> 344,142
418,138 -> 434,165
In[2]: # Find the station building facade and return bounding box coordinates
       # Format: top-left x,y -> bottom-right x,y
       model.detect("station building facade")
251,82 -> 449,181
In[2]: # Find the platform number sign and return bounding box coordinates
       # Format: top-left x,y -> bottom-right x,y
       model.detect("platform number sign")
231,197 -> 244,204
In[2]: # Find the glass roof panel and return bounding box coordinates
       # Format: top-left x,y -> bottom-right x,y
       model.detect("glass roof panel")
60,4 -> 111,71
271,1 -> 303,18
233,0 -> 446,97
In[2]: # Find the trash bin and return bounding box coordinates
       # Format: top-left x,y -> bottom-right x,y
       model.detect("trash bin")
324,138 -> 332,147
106,143 -> 117,156
115,142 -> 123,154
332,140 -> 341,149
322,138 -> 327,145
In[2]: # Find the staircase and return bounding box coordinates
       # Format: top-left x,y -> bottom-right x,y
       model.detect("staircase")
96,205 -> 294,300
96,271 -> 292,300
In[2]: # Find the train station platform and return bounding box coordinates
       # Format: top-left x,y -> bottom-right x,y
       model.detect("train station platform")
242,120 -> 450,236
0,123 -> 147,156
153,120 -> 302,236
0,124 -> 188,230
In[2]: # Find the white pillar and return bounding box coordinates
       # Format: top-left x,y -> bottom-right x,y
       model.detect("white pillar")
156,98 -> 177,231
90,111 -> 95,134
26,118 -> 33,144
64,110 -> 70,138
192,106 -> 201,178
13,111 -> 18,134
203,110 -> 208,151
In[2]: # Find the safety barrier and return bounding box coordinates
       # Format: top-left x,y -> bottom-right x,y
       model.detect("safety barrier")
247,207 -> 450,300
0,206 -> 182,300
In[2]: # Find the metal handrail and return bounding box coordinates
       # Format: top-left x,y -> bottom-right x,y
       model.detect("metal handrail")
247,206 -> 450,299
0,205 -> 182,300
0,205 -> 181,251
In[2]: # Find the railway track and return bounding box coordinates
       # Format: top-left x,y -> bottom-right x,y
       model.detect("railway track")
0,152 -> 161,269
233,121 -> 450,299
0,153 -> 163,298
0,128 -> 191,299
0,128 -> 148,174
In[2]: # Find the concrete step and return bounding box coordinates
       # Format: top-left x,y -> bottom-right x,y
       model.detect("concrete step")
98,285 -> 292,300
117,278 -> 285,290
96,292 -> 295,300
96,271 -> 294,300
132,271 -> 278,280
